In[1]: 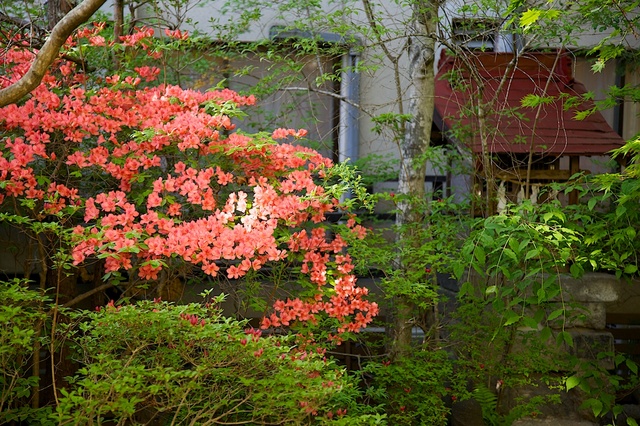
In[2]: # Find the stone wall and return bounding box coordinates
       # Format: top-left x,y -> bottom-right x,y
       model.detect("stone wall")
450,272 -> 640,426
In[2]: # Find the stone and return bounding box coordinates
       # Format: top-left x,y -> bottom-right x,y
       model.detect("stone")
500,377 -> 596,423
617,404 -> 640,423
605,277 -> 640,315
560,273 -> 620,303
450,398 -> 484,426
568,303 -> 606,330
536,303 -> 607,330
512,419 -> 597,426
568,330 -> 615,369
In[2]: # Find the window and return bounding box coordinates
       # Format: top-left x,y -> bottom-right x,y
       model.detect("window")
451,19 -> 521,53
452,18 -> 499,51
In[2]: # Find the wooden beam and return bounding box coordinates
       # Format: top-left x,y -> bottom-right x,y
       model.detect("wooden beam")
493,168 -> 573,181
569,156 -> 580,204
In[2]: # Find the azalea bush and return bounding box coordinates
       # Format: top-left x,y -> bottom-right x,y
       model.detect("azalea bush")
0,24 -> 377,336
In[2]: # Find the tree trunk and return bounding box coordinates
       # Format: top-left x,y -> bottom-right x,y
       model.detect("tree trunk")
392,1 -> 438,358
47,0 -> 75,29
113,0 -> 124,69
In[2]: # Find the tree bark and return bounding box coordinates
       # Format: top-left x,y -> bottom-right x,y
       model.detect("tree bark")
113,0 -> 124,40
392,0 -> 439,358
48,0 -> 75,29
0,0 -> 107,108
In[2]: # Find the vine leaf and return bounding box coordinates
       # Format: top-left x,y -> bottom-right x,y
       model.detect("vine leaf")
565,375 -> 580,391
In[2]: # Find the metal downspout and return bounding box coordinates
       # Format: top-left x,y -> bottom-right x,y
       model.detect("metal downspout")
339,49 -> 360,165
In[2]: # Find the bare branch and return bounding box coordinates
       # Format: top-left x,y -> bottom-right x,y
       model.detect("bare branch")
61,282 -> 114,308
0,0 -> 107,107
280,86 -> 376,118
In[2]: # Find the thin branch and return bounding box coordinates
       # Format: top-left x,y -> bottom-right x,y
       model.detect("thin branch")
280,86 -> 375,118
0,11 -> 42,32
361,0 -> 406,117
0,0 -> 107,107
525,50 -> 564,196
60,281 -> 115,308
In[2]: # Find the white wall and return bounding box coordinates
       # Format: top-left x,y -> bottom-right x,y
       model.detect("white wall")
100,0 -> 634,183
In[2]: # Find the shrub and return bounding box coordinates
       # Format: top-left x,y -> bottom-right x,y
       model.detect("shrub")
0,279 -> 50,424
359,350 -> 452,426
55,296 -> 378,425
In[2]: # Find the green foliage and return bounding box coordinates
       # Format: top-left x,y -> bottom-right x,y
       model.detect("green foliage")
360,351 -> 451,426
546,141 -> 640,279
449,292 -> 566,425
458,200 -> 580,320
470,384 -> 551,426
0,280 -> 50,424
564,353 -> 640,421
519,8 -> 560,32
454,176 -> 640,422
353,154 -> 399,188
5,0 -> 640,424
452,199 -> 602,421
55,297 -> 377,425
371,113 -> 413,141
348,193 -> 468,342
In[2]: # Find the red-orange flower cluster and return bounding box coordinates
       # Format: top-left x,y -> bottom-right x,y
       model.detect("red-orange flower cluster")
0,26 -> 377,336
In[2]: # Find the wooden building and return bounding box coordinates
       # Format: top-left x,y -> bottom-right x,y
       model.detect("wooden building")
434,51 -> 625,214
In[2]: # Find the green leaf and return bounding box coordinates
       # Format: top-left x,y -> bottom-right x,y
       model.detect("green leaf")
539,326 -> 552,342
503,248 -> 518,262
503,311 -> 520,326
533,308 -> 545,323
518,8 -> 560,31
453,262 -> 465,280
570,263 -> 583,278
624,264 -> 638,275
474,246 -> 486,266
547,308 -> 564,321
525,248 -> 540,260
628,417 -> 639,426
614,405 -> 624,417
591,59 -> 606,73
557,331 -> 574,348
459,281 -> 473,297
565,375 -> 580,391
509,238 -> 521,256
581,398 -> 604,417
521,94 -> 554,108
626,358 -> 638,375
519,8 -> 542,29
521,316 -> 539,329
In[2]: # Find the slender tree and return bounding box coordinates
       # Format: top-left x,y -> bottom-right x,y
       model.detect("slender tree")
392,0 -> 440,357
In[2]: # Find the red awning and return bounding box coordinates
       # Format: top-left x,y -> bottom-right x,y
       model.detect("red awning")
434,51 -> 624,156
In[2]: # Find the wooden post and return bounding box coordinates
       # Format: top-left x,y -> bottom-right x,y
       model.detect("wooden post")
569,156 -> 580,205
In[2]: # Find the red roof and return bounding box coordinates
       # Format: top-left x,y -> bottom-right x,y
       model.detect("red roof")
434,51 -> 624,156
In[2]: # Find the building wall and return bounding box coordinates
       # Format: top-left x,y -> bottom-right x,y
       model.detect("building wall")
623,70 -> 640,141
573,57 -> 617,129
107,0 -> 633,191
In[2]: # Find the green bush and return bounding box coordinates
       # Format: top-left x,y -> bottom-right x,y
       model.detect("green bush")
0,279 -> 50,424
55,296 -> 381,425
359,350 -> 452,426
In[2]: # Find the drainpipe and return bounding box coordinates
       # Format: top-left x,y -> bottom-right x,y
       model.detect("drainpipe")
269,26 -> 361,166
339,49 -> 360,165
613,59 -> 625,138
